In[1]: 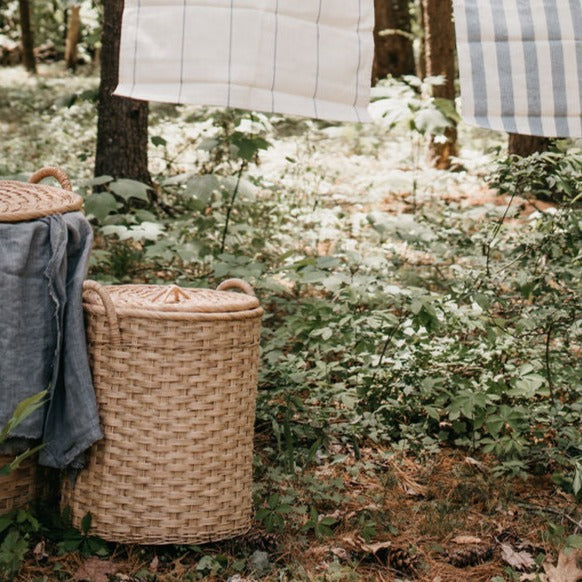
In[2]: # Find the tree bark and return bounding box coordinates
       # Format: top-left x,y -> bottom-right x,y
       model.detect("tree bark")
372,0 -> 415,83
422,0 -> 458,169
95,0 -> 151,185
18,0 -> 36,74
508,134 -> 550,157
65,4 -> 81,71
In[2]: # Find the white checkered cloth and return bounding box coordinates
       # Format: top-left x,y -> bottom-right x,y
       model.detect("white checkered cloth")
115,0 -> 374,122
453,0 -> 582,138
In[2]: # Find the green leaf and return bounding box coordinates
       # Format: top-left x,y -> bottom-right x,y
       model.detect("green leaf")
101,222 -> 165,242
276,505 -> 293,515
0,391 -> 47,444
413,106 -> 450,135
565,535 -> 582,549
84,536 -> 109,557
54,93 -> 77,108
85,175 -> 114,187
0,515 -> 13,535
433,98 -> 462,124
230,133 -> 271,161
255,508 -> 270,521
109,179 -> 151,203
573,464 -> 582,497
84,192 -> 119,222
320,328 -> 333,341
9,443 -> 45,472
57,538 -> 82,554
151,135 -> 167,147
80,513 -> 92,535
0,529 -> 29,574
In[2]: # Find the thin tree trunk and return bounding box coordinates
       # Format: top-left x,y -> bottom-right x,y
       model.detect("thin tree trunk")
95,0 -> 150,185
417,0 -> 426,79
65,4 -> 81,71
422,0 -> 458,169
508,134 -> 550,157
18,0 -> 36,74
373,0 -> 415,83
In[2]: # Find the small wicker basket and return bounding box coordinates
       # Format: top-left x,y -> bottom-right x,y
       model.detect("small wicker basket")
62,279 -> 263,544
0,456 -> 37,515
0,167 -> 80,515
0,166 -> 82,223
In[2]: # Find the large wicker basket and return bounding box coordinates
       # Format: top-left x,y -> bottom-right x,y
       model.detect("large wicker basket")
0,167 -> 80,515
62,279 -> 263,544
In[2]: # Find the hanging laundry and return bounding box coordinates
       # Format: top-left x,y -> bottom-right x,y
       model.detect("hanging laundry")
0,214 -> 103,469
453,0 -> 582,138
115,0 -> 374,122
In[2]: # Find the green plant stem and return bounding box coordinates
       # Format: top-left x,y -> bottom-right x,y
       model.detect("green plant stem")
371,317 -> 405,384
516,502 -> 582,530
545,322 -> 555,404
484,190 -> 518,278
220,162 -> 245,254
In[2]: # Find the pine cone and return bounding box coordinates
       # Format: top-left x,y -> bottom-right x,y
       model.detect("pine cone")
388,547 -> 420,575
446,546 -> 493,568
243,530 -> 280,553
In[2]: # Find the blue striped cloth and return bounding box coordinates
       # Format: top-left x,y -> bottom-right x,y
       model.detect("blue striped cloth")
453,0 -> 582,137
115,1 -> 375,123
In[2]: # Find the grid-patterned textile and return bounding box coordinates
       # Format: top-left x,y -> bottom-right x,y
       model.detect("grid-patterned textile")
453,0 -> 582,137
115,0 -> 374,122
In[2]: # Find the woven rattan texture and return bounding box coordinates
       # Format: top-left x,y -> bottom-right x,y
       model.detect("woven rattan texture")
0,180 -> 82,222
62,301 -> 262,544
0,455 -> 36,514
83,284 -> 260,314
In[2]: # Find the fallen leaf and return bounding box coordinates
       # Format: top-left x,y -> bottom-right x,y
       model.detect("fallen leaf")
464,456 -> 488,472
452,535 -> 483,545
360,540 -> 392,555
520,573 -> 548,581
341,534 -> 366,551
501,542 -> 536,571
149,555 -> 159,573
73,557 -> 117,582
33,540 -> 47,561
330,547 -> 349,560
543,549 -> 582,582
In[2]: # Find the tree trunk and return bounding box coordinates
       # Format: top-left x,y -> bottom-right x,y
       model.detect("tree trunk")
422,0 -> 458,169
417,0 -> 426,79
95,0 -> 150,185
508,134 -> 550,157
372,0 -> 415,83
65,4 -> 81,71
18,0 -> 36,73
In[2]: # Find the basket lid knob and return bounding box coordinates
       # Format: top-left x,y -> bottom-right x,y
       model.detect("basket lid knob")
151,285 -> 191,304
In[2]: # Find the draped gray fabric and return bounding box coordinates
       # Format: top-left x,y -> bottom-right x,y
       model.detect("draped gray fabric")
0,213 -> 102,468
115,0 -> 374,122
454,0 -> 582,137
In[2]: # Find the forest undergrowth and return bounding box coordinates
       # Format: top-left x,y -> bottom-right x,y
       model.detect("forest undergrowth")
1,64 -> 581,581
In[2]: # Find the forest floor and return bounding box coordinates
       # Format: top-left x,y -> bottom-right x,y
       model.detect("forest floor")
1,64 -> 581,581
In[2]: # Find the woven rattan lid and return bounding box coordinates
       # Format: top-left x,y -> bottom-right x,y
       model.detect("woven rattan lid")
0,167 -> 82,223
83,280 -> 261,315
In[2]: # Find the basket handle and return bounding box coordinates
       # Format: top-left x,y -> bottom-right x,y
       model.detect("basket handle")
83,280 -> 121,345
216,278 -> 256,296
28,167 -> 73,192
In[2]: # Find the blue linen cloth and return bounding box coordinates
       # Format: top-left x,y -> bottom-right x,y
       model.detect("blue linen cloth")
0,212 -> 103,468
